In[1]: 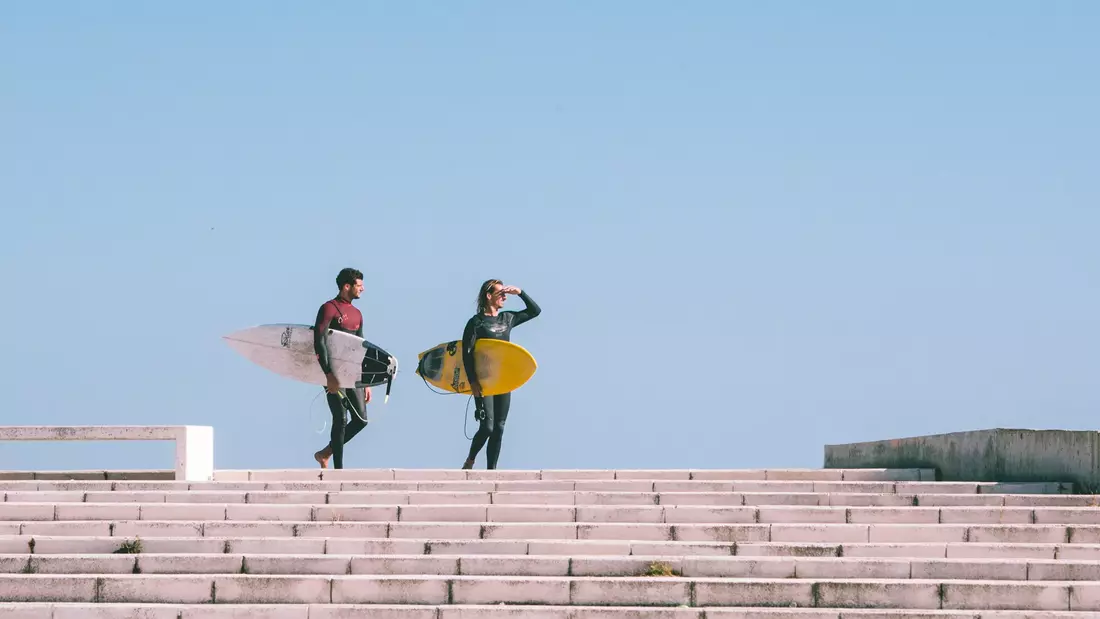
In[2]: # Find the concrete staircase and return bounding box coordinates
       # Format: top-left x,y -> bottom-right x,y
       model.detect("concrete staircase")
1,467 -> 1097,617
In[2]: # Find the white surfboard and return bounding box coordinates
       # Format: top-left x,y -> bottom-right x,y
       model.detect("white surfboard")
222,324 -> 398,396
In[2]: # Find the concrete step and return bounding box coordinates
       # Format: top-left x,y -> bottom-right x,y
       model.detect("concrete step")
211,468 -> 940,482
7,534 -> 1100,560
2,606 -> 1097,619
8,503 -> 1100,526
5,519 -> 1100,545
5,552 -> 1100,581
0,479 -> 1076,496
0,574 -> 1098,610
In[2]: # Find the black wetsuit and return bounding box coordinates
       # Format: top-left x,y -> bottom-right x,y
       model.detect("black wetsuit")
314,297 -> 366,469
463,290 -> 541,469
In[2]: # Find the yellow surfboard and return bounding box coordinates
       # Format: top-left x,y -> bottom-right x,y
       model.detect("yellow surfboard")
415,339 -> 538,396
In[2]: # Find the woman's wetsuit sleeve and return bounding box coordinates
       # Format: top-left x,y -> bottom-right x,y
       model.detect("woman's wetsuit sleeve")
510,290 -> 542,327
314,303 -> 337,375
461,316 -> 481,394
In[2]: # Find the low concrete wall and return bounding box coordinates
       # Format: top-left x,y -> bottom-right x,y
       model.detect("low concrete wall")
824,428 -> 1100,491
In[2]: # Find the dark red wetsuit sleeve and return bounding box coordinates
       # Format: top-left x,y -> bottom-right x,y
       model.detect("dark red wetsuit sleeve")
314,302 -> 338,375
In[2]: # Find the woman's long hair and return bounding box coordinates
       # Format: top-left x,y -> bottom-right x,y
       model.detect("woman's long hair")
477,278 -> 502,314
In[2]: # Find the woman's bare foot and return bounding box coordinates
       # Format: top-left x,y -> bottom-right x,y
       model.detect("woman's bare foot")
314,449 -> 331,469
461,458 -> 475,470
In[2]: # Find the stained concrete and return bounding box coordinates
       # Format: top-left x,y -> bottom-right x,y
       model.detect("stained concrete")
823,428 -> 1099,492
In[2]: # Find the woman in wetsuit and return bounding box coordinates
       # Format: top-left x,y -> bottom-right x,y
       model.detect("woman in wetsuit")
461,279 -> 541,470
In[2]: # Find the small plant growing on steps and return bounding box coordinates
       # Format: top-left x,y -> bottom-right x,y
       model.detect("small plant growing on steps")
114,538 -> 143,554
641,561 -> 679,577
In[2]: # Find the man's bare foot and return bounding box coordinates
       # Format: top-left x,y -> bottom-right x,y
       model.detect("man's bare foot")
314,450 -> 331,469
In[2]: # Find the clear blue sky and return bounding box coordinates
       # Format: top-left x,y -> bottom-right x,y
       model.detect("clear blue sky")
2,3 -> 1097,473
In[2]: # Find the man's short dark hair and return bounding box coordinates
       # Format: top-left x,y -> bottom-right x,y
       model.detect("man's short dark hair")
337,268 -> 363,289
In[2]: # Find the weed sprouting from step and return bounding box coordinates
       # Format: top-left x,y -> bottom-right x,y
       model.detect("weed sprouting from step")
20,558 -> 36,574
640,561 -> 680,577
27,538 -> 35,554
114,538 -> 143,554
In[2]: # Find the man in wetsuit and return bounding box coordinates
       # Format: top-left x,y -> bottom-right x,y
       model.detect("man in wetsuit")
313,267 -> 372,469
462,280 -> 542,470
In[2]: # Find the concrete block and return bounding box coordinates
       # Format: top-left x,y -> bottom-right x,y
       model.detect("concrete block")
683,556 -> 795,578
320,469 -> 396,481
917,494 -> 1005,507
733,482 -> 816,493
734,543 -> 839,558
573,492 -> 658,506
1069,526 -> 1100,543
827,494 -> 916,508
672,524 -> 770,543
37,482 -> 112,492
23,535 -> 129,554
388,523 -> 482,539
211,470 -> 251,482
843,508 -> 931,525
1033,508 -> 1100,525
941,581 -> 1070,611
0,575 -> 98,601
136,554 -> 243,574
944,543 -> 1056,560
55,503 -> 139,523
968,525 -> 1069,544
757,507 -> 846,524
939,508 -> 1034,525
868,524 -> 969,543
541,470 -> 615,481
486,506 -> 576,523
398,505 -> 488,523
214,575 -> 331,603
911,559 -> 1028,581
766,469 -> 844,482
662,506 -> 757,524
451,576 -> 570,605
0,529 -> 22,544
245,470 -> 321,482
263,483 -> 339,492
571,577 -> 690,606
97,575 -> 214,603
578,523 -> 669,541
459,556 -> 568,577
615,470 -> 692,481
815,580 -> 941,609
177,605 -> 310,619
18,555 -> 136,575
1070,582 -> 1100,611
1053,544 -> 1100,560
1026,559 -> 1100,581
113,521 -> 204,538
226,504 -> 312,521
483,523 -> 578,540
576,507 -> 663,524
325,539 -> 425,555
794,557 -> 911,579
576,483 -> 651,494
408,492 -> 492,505
980,482 -> 1070,495
836,544 -> 945,559
351,555 -> 458,576
331,575 -> 449,604
313,506 -> 398,522
898,483 -> 980,495
110,480 -> 186,489
741,493 -> 822,506
814,482 -> 897,494
656,493 -> 745,506
84,491 -> 167,503
495,481 -> 575,492
163,492 -> 246,504
694,579 -> 814,606
689,469 -> 767,481
226,538 -> 326,554
3,492 -> 84,503
139,504 -> 226,521
244,492 -> 327,505
294,522 -> 389,538
568,557 -> 681,577
395,469 -> 468,481
466,470 -> 540,481
338,482 -> 416,492
840,469 -> 924,482
771,524 -> 870,543
19,522 -> 110,536
327,491 -> 410,505
0,504 -> 54,521
1004,495 -> 1099,507
528,541 -> 631,556
52,604 -> 188,619
425,541 -> 528,555
203,522 -> 294,537
652,482 -> 734,493
313,605 -> 436,619
632,542 -> 735,557
490,492 -> 574,506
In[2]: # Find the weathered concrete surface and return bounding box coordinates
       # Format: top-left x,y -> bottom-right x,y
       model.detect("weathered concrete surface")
824,428 -> 1098,491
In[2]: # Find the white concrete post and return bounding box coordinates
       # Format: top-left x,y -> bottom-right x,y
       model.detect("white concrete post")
176,425 -> 214,482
